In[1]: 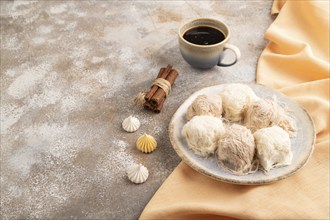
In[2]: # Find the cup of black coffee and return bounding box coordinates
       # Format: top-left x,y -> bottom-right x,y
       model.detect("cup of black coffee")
178,18 -> 240,69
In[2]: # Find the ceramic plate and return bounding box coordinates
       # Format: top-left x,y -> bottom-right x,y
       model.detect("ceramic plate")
168,84 -> 315,185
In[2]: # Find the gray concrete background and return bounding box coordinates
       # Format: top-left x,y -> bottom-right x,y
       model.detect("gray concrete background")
1,1 -> 274,219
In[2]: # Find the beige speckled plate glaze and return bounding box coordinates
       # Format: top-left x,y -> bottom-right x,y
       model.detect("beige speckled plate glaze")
169,84 -> 315,185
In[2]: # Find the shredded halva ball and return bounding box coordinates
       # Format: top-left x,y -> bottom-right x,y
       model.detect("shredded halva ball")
182,115 -> 225,157
244,98 -> 297,137
216,123 -> 257,175
186,94 -> 222,120
254,126 -> 293,173
220,83 -> 259,122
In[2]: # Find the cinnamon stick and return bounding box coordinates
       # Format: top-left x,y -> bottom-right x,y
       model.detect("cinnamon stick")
144,97 -> 165,113
143,101 -> 154,110
144,65 -> 172,101
154,98 -> 165,113
150,69 -> 178,107
144,68 -> 165,101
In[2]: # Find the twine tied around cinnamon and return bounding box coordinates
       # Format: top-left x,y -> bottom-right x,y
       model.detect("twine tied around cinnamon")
152,78 -> 172,97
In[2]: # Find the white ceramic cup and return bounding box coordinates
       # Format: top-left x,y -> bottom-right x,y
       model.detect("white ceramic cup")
178,18 -> 241,69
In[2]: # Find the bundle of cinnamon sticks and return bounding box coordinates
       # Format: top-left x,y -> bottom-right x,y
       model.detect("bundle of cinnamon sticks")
143,64 -> 178,113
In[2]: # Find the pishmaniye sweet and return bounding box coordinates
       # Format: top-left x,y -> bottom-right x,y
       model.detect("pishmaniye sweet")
220,83 -> 259,122
182,115 -> 225,157
244,98 -> 297,137
254,126 -> 293,173
186,94 -> 222,121
216,123 -> 257,175
181,83 -> 296,176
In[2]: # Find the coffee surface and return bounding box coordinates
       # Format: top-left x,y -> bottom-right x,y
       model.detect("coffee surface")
183,26 -> 225,45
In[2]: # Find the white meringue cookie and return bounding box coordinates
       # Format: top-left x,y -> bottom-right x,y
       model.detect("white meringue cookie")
122,115 -> 140,132
127,164 -> 149,184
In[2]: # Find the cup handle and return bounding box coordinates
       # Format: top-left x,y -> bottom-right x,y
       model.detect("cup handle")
217,44 -> 241,67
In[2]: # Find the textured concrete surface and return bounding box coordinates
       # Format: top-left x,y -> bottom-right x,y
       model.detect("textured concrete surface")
1,1 -> 273,219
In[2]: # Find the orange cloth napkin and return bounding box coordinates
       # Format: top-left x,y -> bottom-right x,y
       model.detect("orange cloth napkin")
140,0 -> 329,219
